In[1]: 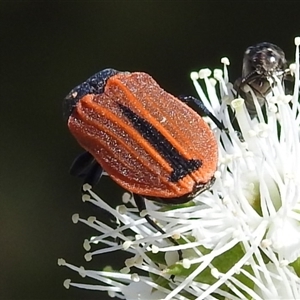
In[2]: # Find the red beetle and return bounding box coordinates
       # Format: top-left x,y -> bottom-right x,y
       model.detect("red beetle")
64,69 -> 223,238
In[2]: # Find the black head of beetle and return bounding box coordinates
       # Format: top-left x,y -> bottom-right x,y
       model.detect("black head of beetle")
63,68 -> 121,120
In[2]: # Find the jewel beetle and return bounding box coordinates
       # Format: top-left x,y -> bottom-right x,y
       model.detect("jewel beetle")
234,42 -> 288,117
64,69 -> 223,238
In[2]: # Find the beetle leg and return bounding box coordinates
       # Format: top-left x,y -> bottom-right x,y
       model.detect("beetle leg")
133,194 -> 167,235
178,95 -> 225,130
83,162 -> 103,188
70,151 -> 95,177
71,153 -> 122,236
70,151 -> 103,187
133,194 -> 183,260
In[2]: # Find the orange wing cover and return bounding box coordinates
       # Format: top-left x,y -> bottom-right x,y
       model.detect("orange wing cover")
68,72 -> 218,198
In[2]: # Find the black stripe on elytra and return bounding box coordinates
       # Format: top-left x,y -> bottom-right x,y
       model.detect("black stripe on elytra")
118,103 -> 202,182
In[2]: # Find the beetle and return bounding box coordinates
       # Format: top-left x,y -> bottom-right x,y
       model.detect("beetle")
234,42 -> 288,117
64,69 -> 223,243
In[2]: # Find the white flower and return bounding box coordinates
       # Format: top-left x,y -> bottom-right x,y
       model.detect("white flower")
59,37 -> 300,300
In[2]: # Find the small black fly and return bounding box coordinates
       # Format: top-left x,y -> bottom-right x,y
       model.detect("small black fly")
234,42 -> 289,117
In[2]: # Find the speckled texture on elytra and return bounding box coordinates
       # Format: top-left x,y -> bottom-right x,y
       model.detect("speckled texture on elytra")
68,72 -> 218,198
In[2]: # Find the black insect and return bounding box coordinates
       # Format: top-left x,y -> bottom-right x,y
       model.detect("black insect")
234,42 -> 288,117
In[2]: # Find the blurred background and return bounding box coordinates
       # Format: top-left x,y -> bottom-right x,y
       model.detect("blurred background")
1,1 -> 299,299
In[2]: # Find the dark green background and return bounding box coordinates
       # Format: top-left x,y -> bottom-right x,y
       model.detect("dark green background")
1,1 -> 299,299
